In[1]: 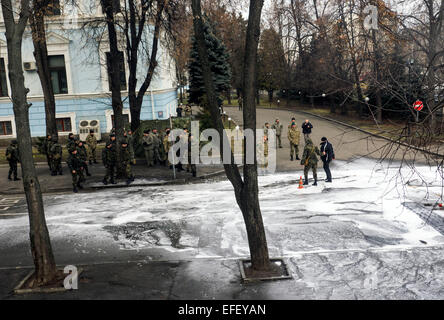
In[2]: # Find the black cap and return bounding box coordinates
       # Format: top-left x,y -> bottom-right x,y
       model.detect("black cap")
321,137 -> 327,142
110,133 -> 116,137
90,129 -> 94,133
11,140 -> 17,144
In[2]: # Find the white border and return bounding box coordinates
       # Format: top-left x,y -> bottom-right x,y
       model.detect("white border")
56,111 -> 77,135
105,108 -> 131,133
0,115 -> 16,139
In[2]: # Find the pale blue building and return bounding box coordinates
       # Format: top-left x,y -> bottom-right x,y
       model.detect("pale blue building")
0,0 -> 178,139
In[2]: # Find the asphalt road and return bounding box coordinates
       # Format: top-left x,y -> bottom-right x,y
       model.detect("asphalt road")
223,106 -> 435,172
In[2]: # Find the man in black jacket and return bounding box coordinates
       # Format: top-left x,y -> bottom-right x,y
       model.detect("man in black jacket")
302,119 -> 313,142
320,137 -> 334,182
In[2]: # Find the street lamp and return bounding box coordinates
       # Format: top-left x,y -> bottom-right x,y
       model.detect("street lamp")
322,93 -> 326,108
228,117 -> 232,129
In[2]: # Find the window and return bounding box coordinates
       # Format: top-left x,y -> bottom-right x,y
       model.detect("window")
0,121 -> 12,136
0,58 -> 8,97
48,55 -> 68,94
46,0 -> 61,16
106,51 -> 127,91
56,118 -> 72,132
111,114 -> 130,127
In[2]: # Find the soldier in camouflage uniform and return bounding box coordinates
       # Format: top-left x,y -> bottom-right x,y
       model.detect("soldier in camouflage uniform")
5,140 -> 20,181
163,129 -> 172,168
152,129 -> 162,165
271,119 -> 283,148
186,132 -> 197,177
120,139 -> 135,185
77,141 -> 91,177
300,138 -> 320,186
86,129 -> 98,164
42,134 -> 52,170
126,129 -> 135,161
102,140 -> 117,185
49,136 -> 63,176
67,147 -> 84,193
257,135 -> 269,168
142,129 -> 154,167
288,123 -> 301,161
66,133 -> 76,151
263,122 -> 270,138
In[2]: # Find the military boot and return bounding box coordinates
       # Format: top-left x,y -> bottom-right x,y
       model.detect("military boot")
8,174 -> 11,180
77,182 -> 84,189
296,155 -> 300,160
110,178 -> 117,185
313,179 -> 318,186
102,178 -> 108,185
303,176 -> 309,185
126,179 -> 132,186
73,186 -> 78,193
14,176 -> 20,181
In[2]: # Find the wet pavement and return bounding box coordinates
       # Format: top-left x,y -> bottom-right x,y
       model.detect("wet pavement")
1,158 -> 444,299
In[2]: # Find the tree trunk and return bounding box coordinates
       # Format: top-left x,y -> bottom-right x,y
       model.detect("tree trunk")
268,89 -> 273,103
1,0 -> 57,286
30,0 -> 58,138
191,0 -> 270,271
227,89 -> 232,105
102,0 -> 125,179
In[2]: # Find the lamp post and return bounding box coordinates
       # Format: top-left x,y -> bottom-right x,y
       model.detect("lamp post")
322,93 -> 326,108
228,117 -> 232,129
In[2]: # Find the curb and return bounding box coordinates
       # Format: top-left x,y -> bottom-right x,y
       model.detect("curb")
252,106 -> 444,159
0,168 -> 232,196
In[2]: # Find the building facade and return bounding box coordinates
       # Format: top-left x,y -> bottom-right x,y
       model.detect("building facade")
0,0 -> 178,139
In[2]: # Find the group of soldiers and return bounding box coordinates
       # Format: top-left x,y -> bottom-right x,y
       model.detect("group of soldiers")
142,128 -> 196,177
262,117 -> 334,186
176,104 -> 192,118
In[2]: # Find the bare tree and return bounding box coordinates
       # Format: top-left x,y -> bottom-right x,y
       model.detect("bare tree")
101,0 -> 125,139
122,0 -> 169,132
1,0 -> 57,285
29,0 -> 58,138
191,0 -> 271,271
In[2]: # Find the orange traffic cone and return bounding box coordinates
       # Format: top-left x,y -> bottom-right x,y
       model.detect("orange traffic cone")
298,176 -> 304,189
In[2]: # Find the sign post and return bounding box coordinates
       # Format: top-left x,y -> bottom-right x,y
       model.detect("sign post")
413,100 -> 423,123
169,104 -> 176,180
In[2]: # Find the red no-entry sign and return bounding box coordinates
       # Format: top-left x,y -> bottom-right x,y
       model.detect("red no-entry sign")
413,100 -> 424,111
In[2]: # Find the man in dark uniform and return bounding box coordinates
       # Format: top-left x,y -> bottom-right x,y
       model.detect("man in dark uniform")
48,136 -> 63,176
187,132 -> 197,177
42,134 -> 52,170
5,140 -> 20,181
301,138 -> 320,186
67,147 -> 84,193
66,133 -> 76,151
120,139 -> 135,185
102,140 -> 117,185
302,119 -> 314,142
320,137 -> 335,183
77,141 -> 91,177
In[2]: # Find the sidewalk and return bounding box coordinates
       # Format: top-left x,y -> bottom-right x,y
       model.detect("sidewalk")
0,161 -> 227,195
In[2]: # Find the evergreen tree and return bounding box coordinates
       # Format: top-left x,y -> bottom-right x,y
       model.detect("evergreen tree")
189,17 -> 231,107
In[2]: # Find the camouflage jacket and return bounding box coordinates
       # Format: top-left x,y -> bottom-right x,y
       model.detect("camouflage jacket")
301,143 -> 320,166
120,147 -> 134,164
102,145 -> 117,166
67,153 -> 83,171
77,145 -> 88,162
86,134 -> 97,149
49,143 -> 63,159
288,128 -> 301,145
6,144 -> 19,162
142,134 -> 154,150
271,122 -> 283,135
